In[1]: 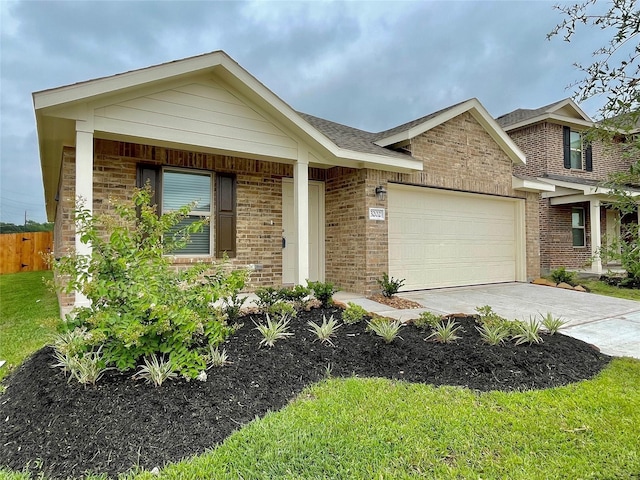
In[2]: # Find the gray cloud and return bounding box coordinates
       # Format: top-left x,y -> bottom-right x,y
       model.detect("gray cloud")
0,0 -> 617,224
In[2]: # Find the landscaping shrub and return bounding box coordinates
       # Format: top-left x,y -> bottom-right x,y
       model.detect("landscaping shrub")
52,187 -> 249,381
550,266 -> 577,285
307,280 -> 337,307
341,302 -> 368,324
377,273 -> 405,297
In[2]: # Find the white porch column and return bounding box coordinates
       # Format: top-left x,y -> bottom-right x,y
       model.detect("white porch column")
75,119 -> 94,307
294,152 -> 309,285
590,199 -> 602,275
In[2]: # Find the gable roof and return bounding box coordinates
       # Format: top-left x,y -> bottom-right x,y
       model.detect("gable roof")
33,50 -> 526,220
374,98 -> 525,165
496,98 -> 593,131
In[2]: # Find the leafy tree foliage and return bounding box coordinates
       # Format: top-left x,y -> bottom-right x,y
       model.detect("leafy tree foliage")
550,0 -> 640,283
548,0 -> 639,125
0,220 -> 54,233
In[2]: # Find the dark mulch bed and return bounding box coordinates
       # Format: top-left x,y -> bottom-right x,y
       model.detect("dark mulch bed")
0,307 -> 611,479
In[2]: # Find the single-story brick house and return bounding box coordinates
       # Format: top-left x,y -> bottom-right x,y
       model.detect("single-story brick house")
497,99 -> 640,275
35,51 -> 551,311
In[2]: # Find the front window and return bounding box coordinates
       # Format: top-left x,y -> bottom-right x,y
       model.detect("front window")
162,169 -> 212,255
570,131 -> 582,169
572,207 -> 585,247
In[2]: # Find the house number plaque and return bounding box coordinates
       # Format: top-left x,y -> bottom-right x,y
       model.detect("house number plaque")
369,208 -> 385,221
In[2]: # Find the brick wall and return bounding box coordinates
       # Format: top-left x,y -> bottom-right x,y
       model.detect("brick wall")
357,111 -> 539,295
508,121 -> 634,273
324,167 -> 367,293
55,139 -> 326,310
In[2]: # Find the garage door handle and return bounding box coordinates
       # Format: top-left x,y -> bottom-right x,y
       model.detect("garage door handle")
282,237 -> 286,248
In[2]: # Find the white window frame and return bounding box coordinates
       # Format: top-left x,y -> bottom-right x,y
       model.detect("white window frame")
570,130 -> 583,170
572,207 -> 586,248
161,167 -> 213,256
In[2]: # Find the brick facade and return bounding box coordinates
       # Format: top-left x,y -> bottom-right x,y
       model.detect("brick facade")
509,121 -> 634,272
55,112 -> 541,307
55,139 -> 328,309
320,112 -> 541,295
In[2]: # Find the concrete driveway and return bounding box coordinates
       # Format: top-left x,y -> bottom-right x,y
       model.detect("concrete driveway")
336,283 -> 640,359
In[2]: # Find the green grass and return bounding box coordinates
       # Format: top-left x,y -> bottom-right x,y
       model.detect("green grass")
0,271 -> 60,382
2,273 -> 639,479
8,360 -> 635,479
581,279 -> 640,301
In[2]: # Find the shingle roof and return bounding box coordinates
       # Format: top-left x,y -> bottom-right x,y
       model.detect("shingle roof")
542,173 -> 640,192
495,99 -> 568,128
372,101 -> 467,140
297,112 -> 413,160
298,99 -> 478,160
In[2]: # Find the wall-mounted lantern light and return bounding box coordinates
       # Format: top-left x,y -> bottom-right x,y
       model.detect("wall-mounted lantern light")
375,185 -> 387,201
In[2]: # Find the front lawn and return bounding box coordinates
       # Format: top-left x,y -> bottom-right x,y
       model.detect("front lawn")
3,359 -> 639,479
1,271 -> 639,479
581,279 -> 640,301
0,271 -> 59,382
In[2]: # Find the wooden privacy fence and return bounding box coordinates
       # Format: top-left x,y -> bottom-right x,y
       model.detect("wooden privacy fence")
0,232 -> 54,274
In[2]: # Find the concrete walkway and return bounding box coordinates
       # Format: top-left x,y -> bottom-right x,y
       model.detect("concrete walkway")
335,283 -> 640,359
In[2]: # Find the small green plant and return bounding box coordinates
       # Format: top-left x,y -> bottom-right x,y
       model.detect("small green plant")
377,273 -> 405,298
341,302 -> 368,324
268,301 -> 297,319
427,319 -> 461,343
51,328 -> 90,358
307,280 -> 338,307
207,346 -> 229,368
540,312 -> 567,335
513,317 -> 543,345
414,311 -> 443,329
255,314 -> 294,347
279,285 -> 311,310
308,314 -> 341,346
475,305 -> 495,318
54,347 -> 110,386
255,287 -> 281,312
223,293 -> 247,323
367,317 -> 403,343
134,354 -> 178,387
476,323 -> 510,346
550,267 -> 577,285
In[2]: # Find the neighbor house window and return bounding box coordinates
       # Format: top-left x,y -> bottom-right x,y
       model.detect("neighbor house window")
569,131 -> 582,169
572,207 -> 585,247
563,126 -> 593,171
162,169 -> 212,255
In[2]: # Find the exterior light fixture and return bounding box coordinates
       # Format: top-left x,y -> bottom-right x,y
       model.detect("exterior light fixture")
375,185 -> 387,201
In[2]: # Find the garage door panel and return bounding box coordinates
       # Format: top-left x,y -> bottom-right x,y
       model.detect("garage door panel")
388,186 -> 520,290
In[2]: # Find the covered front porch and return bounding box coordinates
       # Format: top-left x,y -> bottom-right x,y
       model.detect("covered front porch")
541,175 -> 640,275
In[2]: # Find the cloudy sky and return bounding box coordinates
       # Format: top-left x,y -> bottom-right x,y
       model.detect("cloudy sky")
0,0 -> 615,224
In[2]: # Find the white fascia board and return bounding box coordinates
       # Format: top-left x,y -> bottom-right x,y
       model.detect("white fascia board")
502,113 -> 593,132
374,100 -> 476,147
33,51 -> 230,110
214,66 -> 423,172
512,176 -> 556,193
34,50 -> 422,174
539,177 -> 640,199
468,106 -> 526,165
336,148 -> 422,173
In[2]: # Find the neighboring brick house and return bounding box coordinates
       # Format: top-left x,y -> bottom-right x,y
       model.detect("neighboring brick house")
497,98 -> 640,275
34,51 -> 545,312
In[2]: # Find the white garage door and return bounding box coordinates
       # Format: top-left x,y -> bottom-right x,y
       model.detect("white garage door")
388,185 -> 524,290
